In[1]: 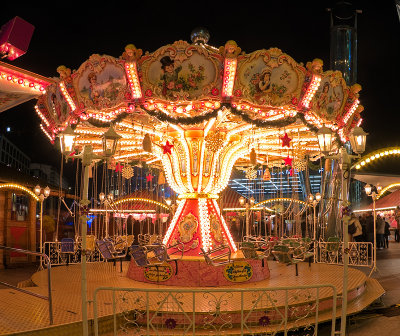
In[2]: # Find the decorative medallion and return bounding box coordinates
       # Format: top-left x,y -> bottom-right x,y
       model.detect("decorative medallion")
178,213 -> 198,243
73,54 -> 129,112
144,263 -> 173,282
210,213 -> 223,242
223,261 -> 253,283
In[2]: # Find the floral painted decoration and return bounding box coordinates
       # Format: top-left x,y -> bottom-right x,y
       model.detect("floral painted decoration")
165,318 -> 177,329
258,315 -> 270,326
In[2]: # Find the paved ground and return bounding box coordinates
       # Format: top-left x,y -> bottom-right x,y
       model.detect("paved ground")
1,242 -> 400,335
345,239 -> 400,335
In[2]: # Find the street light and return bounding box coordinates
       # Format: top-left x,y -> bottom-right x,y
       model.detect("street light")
317,125 -> 334,155
60,124 -> 121,336
308,192 -> 321,242
58,125 -> 76,156
34,185 -> 51,269
317,124 -> 367,336
365,183 -> 382,275
102,124 -> 121,157
349,126 -> 368,155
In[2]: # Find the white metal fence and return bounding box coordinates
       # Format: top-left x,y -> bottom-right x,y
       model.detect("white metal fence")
44,241 -> 104,265
93,284 -> 338,336
316,241 -> 373,267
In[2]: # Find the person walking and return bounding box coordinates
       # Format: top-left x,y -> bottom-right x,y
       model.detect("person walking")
350,213 -> 363,242
395,206 -> 400,243
376,215 -> 385,249
384,217 -> 391,248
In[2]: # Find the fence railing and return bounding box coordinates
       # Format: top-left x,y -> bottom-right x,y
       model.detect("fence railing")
44,241 -> 103,265
93,284 -> 338,336
316,241 -> 373,267
0,245 -> 53,325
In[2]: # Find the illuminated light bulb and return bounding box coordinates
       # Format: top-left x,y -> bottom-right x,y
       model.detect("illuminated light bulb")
360,161 -> 365,166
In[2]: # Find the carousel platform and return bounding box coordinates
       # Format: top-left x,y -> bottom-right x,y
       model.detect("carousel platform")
0,258 -> 384,336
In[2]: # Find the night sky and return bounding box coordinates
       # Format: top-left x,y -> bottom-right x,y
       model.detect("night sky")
0,0 -> 399,180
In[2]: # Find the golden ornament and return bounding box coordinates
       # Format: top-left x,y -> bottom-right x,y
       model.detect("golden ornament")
122,165 -> 134,179
205,131 -> 225,153
245,166 -> 257,180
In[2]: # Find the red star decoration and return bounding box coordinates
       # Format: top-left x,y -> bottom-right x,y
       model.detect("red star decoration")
280,133 -> 292,148
115,162 -> 123,172
283,156 -> 292,166
162,141 -> 174,154
146,173 -> 154,182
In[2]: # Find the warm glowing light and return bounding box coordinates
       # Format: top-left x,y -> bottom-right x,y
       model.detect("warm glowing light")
300,74 -> 321,108
0,183 -> 40,201
125,62 -> 142,99
162,200 -> 185,245
222,58 -> 237,98
342,99 -> 360,125
198,198 -> 211,251
0,68 -> 47,93
59,81 -> 76,111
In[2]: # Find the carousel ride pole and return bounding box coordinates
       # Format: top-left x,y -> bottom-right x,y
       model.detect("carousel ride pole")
59,125 -> 120,336
239,196 -> 255,239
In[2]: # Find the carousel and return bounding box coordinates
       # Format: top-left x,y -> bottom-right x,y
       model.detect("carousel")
2,29 -> 384,335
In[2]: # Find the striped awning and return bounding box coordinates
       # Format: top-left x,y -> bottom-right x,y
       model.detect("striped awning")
220,186 -> 245,210
357,189 -> 400,212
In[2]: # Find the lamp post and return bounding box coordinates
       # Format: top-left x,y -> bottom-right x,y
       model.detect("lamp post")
317,125 -> 367,336
59,123 -> 121,336
239,196 -> 255,239
365,183 -> 382,275
308,193 -> 321,242
34,185 -> 51,269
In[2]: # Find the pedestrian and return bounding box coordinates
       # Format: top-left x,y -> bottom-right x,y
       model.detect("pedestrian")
350,213 -> 363,242
395,206 -> 400,243
376,215 -> 385,249
365,212 -> 374,244
384,217 -> 391,248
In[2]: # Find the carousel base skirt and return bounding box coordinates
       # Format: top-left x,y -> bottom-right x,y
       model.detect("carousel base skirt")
126,254 -> 270,286
0,260 -> 384,335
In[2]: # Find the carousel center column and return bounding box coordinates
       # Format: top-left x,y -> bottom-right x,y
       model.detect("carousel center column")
159,124 -> 248,255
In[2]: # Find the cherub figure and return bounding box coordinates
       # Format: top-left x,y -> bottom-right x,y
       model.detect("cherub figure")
121,44 -> 143,62
56,65 -> 71,79
306,58 -> 323,74
350,83 -> 362,97
219,40 -> 241,58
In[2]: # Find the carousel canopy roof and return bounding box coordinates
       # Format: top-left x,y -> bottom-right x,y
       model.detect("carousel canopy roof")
0,61 -> 53,113
29,36 -> 364,168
